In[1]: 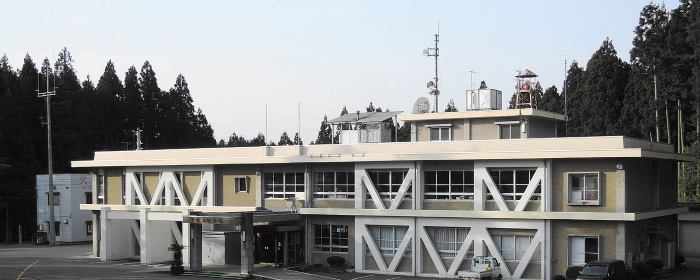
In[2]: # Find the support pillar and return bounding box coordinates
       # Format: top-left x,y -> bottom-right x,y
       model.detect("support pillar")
188,223 -> 202,271
240,212 -> 254,275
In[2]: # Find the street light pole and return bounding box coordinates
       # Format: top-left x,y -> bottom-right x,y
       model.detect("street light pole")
37,62 -> 56,246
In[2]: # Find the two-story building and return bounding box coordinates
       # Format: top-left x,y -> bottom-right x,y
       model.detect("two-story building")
73,103 -> 691,279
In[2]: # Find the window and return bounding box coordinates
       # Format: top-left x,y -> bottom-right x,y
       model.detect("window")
569,236 -> 599,265
429,126 -> 451,141
568,173 -> 600,205
493,235 -> 540,261
368,226 -> 410,256
314,225 -> 349,252
235,176 -> 250,193
429,227 -> 471,258
499,123 -> 521,139
313,172 -> 355,199
86,221 -> 93,236
85,192 -> 93,204
488,169 -> 540,201
424,170 -> 474,200
54,221 -> 61,236
367,170 -> 410,200
97,174 -> 105,204
264,172 -> 304,198
47,193 -> 60,205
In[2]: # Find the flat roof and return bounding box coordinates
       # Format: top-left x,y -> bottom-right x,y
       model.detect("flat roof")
400,108 -> 566,122
71,136 -> 694,168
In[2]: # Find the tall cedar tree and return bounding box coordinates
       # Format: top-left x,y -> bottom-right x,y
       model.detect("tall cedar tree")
96,60 -> 125,149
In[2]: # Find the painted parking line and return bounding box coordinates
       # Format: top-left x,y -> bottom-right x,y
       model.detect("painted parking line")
350,275 -> 374,280
16,260 -> 39,280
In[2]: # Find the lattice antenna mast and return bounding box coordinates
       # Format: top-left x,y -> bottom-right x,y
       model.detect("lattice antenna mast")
423,32 -> 440,113
37,59 -> 56,246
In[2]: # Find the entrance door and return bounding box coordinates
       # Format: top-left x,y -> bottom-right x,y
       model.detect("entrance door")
254,231 -> 304,266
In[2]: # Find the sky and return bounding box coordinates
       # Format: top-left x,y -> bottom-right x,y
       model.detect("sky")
2,0 -> 681,144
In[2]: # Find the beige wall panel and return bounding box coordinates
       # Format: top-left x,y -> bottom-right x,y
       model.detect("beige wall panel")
527,118 -> 557,138
551,159 -> 618,212
551,220 -> 618,277
314,200 -> 354,209
217,165 -> 259,207
423,201 -> 474,211
142,172 -> 159,202
105,169 -> 122,205
470,118 -> 503,140
182,171 -> 201,203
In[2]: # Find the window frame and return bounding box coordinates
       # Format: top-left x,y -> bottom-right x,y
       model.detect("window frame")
97,174 -> 105,204
424,170 -> 475,200
234,176 -> 250,193
569,235 -> 600,266
86,221 -> 93,236
497,122 -> 521,139
487,168 -> 541,201
567,172 -> 601,206
493,235 -> 540,261
428,125 -> 452,141
47,192 -> 60,206
367,170 -> 410,200
314,224 -> 349,253
429,227 -> 472,258
263,172 -> 305,199
313,171 -> 355,199
85,192 -> 93,204
368,225 -> 410,256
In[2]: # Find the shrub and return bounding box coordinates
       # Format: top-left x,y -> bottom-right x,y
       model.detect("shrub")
633,262 -> 654,279
646,258 -> 664,270
552,275 -> 566,280
675,253 -> 685,267
327,256 -> 346,269
625,268 -> 642,280
565,266 -> 583,280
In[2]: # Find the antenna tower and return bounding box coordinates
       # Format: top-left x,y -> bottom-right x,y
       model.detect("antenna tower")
515,69 -> 538,109
37,59 -> 56,246
423,32 -> 440,113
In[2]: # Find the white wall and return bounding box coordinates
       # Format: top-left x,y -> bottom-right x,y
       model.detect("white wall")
36,174 -> 93,242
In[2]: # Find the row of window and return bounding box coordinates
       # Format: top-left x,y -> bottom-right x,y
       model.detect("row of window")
312,224 -> 598,266
428,123 -> 522,141
94,170 -> 601,205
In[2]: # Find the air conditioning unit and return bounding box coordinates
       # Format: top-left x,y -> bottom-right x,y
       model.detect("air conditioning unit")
37,224 -> 44,231
467,89 -> 502,110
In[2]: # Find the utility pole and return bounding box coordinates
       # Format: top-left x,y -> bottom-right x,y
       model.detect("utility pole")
423,32 -> 440,113
654,65 -> 660,142
134,128 -> 143,150
37,60 -> 56,246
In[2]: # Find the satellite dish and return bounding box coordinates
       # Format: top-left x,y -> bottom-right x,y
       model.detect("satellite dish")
412,97 -> 430,114
422,48 -> 430,55
427,81 -> 435,89
429,89 -> 440,96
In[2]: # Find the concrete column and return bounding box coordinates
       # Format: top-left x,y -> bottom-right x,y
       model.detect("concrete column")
93,211 -> 100,257
283,231 -> 289,268
140,208 -> 150,263
100,207 -> 109,261
616,169 -> 626,213
188,223 -> 202,271
240,212 -> 254,275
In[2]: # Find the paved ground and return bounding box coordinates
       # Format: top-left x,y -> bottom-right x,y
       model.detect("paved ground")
1,243 -> 699,279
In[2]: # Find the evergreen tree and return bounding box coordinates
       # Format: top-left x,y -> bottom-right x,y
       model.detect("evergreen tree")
138,61 -> 163,148
123,65 -> 143,147
278,131 -> 293,146
250,133 -> 266,146
538,86 -> 561,113
581,38 -> 630,136
293,132 -> 303,145
96,60 -> 125,150
314,115 -> 333,144
564,61 -> 586,137
226,132 -> 248,147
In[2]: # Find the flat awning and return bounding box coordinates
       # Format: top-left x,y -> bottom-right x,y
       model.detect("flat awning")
183,211 -> 302,225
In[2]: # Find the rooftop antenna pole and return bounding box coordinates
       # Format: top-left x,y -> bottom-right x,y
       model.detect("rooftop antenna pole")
468,70 -> 478,91
563,52 -> 568,137
37,58 -> 56,247
265,104 -> 268,146
298,102 -> 301,145
423,25 -> 440,113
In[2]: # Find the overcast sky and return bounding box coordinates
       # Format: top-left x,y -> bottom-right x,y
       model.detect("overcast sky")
3,0 -> 680,143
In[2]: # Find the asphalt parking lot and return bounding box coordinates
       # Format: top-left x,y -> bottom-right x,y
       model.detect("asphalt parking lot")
2,243 -> 700,280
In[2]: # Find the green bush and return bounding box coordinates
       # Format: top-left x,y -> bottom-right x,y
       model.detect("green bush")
625,268 -> 642,280
633,262 -> 654,278
676,253 -> 686,267
646,259 -> 664,270
565,266 -> 583,280
327,256 -> 346,269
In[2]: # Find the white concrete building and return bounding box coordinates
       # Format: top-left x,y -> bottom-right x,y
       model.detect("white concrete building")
36,174 -> 93,243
